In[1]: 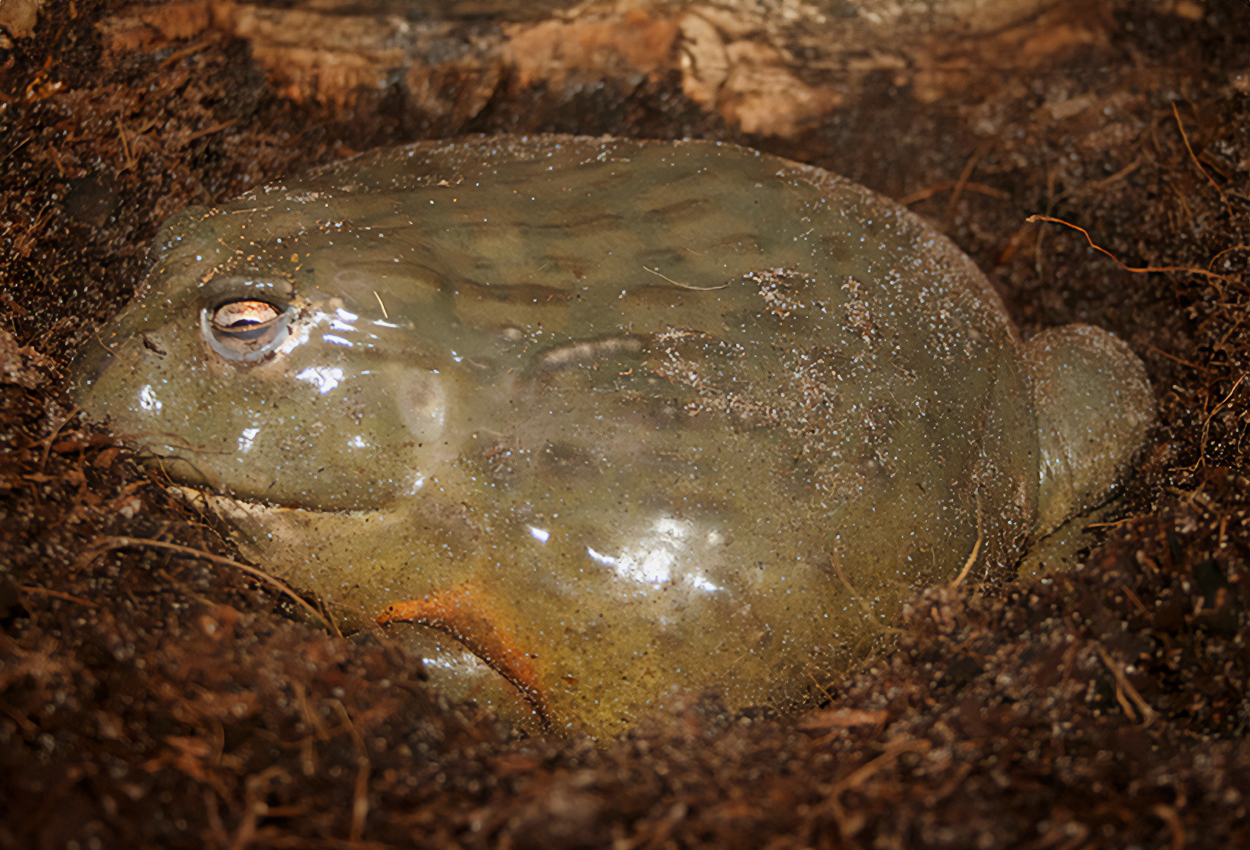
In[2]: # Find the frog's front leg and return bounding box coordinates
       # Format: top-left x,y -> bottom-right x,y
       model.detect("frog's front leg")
378,585 -> 552,726
180,489 -> 546,729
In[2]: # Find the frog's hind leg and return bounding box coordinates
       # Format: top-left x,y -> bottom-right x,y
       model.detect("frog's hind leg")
1026,324 -> 1156,537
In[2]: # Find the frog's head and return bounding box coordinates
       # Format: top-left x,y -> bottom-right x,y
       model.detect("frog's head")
1026,324 -> 1156,538
72,204 -> 452,511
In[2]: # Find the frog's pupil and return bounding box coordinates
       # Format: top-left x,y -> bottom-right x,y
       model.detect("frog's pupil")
225,322 -> 274,342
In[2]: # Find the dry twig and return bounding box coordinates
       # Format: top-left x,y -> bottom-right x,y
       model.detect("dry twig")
1093,643 -> 1157,726
332,700 -> 371,844
1026,215 -> 1233,283
19,585 -> 98,608
76,536 -> 336,633
1172,101 -> 1232,217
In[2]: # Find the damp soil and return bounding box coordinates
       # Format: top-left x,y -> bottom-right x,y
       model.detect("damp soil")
1,2 -> 1248,848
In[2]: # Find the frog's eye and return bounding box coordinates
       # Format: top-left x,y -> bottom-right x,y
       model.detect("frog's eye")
202,299 -> 292,362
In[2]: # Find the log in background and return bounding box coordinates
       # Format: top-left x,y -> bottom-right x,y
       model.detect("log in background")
0,1 -> 1248,847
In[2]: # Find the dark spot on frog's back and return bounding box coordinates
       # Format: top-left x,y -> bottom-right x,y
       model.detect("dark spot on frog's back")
541,253 -> 593,282
637,248 -> 689,272
519,212 -> 621,238
454,279 -> 570,304
639,197 -> 715,224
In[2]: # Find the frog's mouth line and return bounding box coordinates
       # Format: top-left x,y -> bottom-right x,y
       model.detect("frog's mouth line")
376,584 -> 554,728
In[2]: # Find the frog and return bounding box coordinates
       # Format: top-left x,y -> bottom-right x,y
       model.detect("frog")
71,135 -> 1155,736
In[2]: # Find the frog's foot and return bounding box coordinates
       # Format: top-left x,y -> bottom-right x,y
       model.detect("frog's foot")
378,585 -> 552,728
1026,324 -> 1155,537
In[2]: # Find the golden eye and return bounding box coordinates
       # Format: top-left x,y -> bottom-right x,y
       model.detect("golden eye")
202,300 -> 291,362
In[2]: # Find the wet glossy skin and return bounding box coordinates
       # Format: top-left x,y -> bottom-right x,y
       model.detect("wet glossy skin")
72,136 -> 1154,735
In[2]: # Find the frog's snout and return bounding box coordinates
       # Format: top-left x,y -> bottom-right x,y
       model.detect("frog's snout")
1027,324 -> 1156,536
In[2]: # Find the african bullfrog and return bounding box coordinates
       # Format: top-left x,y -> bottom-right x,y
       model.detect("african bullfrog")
72,136 -> 1155,735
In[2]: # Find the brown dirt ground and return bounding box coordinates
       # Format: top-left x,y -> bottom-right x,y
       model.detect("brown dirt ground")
1,1 -> 1248,848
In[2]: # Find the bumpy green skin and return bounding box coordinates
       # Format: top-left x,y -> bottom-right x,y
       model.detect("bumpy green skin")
72,136 -> 1139,735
